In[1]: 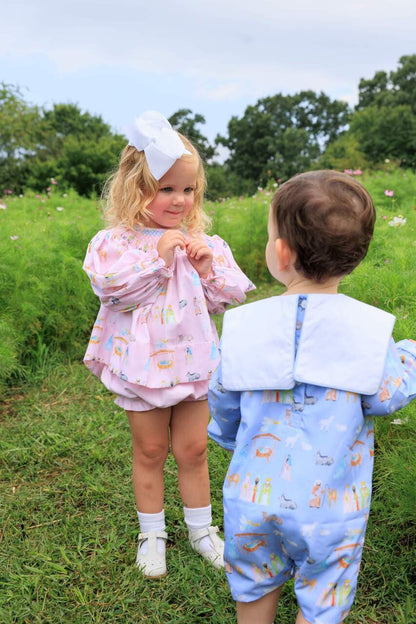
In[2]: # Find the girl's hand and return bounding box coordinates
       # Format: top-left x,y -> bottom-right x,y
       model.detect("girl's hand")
157,230 -> 187,267
186,238 -> 213,278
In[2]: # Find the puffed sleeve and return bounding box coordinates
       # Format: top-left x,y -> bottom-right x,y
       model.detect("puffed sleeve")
208,357 -> 241,450
200,235 -> 255,314
362,338 -> 416,416
83,229 -> 173,312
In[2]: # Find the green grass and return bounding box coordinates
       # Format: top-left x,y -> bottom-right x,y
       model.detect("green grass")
1,360 -> 415,623
1,166 -> 416,622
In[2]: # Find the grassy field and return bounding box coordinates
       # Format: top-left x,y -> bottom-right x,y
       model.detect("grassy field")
1,167 -> 416,622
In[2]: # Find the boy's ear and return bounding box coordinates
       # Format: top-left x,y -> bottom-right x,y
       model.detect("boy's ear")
275,238 -> 293,271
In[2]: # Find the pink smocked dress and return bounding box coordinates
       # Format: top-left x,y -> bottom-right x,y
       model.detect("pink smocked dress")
83,226 -> 254,410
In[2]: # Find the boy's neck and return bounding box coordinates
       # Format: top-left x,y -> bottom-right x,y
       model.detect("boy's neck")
283,275 -> 341,296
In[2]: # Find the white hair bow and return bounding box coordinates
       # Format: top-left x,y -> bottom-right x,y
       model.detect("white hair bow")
126,111 -> 191,180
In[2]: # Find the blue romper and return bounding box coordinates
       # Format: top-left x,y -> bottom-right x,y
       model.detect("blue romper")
208,294 -> 416,623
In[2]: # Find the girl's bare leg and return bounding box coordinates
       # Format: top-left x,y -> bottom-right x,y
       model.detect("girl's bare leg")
236,586 -> 282,624
170,400 -> 210,507
127,407 -> 171,512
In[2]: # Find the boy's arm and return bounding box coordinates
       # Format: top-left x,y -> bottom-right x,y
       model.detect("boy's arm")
362,339 -> 416,416
208,359 -> 241,451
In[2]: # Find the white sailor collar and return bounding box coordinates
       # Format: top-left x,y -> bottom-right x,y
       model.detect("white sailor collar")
220,294 -> 395,395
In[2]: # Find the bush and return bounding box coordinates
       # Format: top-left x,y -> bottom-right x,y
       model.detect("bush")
1,167 -> 416,389
0,189 -> 101,387
314,133 -> 369,172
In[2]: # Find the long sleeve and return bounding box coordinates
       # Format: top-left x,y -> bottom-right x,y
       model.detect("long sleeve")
201,235 -> 255,314
83,229 -> 173,312
362,338 -> 416,416
208,358 -> 242,450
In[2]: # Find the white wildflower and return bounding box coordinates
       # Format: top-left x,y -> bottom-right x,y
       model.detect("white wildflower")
10,235 -> 19,240
56,206 -> 64,211
0,203 -> 6,209
388,215 -> 406,228
390,417 -> 408,425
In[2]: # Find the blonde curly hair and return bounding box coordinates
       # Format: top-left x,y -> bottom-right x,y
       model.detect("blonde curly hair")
102,134 -> 210,233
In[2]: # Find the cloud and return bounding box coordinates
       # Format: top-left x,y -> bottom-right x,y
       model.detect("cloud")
3,0 -> 415,81
339,93 -> 359,107
197,83 -> 246,102
2,0 -> 415,141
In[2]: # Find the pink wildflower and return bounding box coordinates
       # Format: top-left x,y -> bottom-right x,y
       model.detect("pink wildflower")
353,170 -> 362,176
384,189 -> 394,197
344,169 -> 353,175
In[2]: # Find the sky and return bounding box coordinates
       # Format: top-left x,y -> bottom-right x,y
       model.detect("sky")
1,0 -> 415,152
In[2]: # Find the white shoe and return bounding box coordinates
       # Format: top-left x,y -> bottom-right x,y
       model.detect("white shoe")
189,526 -> 224,570
136,530 -> 167,578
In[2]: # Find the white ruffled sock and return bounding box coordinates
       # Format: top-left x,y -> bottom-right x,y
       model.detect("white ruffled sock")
184,504 -> 216,553
137,510 -> 166,555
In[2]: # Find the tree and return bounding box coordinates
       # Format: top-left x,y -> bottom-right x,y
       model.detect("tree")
27,103 -> 126,195
350,105 -> 416,169
351,55 -> 416,168
205,164 -> 255,200
54,134 -> 125,196
42,103 -> 113,140
168,109 -> 216,162
0,86 -> 128,195
0,83 -> 42,192
357,55 -> 416,113
217,91 -> 350,185
392,55 -> 416,111
356,71 -> 391,110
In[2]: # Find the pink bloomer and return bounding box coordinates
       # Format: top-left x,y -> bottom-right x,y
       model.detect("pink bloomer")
101,367 -> 208,412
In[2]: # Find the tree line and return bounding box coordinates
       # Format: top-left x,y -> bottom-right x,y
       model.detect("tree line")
1,54 -> 415,200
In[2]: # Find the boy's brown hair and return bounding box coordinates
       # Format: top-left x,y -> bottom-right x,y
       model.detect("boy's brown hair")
270,170 -> 376,282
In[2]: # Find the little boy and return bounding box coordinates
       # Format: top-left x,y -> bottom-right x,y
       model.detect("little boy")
208,170 -> 416,624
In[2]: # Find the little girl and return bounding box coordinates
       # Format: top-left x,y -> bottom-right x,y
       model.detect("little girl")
83,111 -> 254,578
